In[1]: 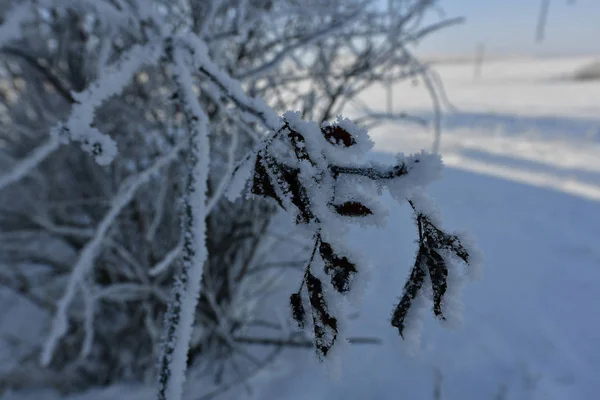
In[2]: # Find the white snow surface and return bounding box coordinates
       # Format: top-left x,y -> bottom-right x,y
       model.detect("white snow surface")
2,55 -> 600,399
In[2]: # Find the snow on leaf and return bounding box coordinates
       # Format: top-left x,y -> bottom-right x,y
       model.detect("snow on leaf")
391,244 -> 427,339
305,270 -> 338,359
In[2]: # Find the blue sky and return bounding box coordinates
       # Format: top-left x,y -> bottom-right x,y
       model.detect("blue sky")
402,0 -> 600,56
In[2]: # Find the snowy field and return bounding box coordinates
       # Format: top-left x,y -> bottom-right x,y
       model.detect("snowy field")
3,55 -> 600,400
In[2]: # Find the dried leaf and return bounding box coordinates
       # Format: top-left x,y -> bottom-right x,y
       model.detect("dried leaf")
277,163 -> 314,224
290,292 -> 306,329
306,271 -> 338,358
251,153 -> 314,223
331,201 -> 373,217
321,125 -> 356,147
424,248 -> 448,320
287,128 -> 311,162
319,241 -> 357,293
251,153 -> 284,209
391,244 -> 427,338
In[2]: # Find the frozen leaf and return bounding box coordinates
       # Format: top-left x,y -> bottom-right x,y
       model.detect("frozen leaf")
251,153 -> 285,209
290,292 -> 306,329
319,241 -> 357,293
321,125 -> 356,147
391,245 -> 427,338
306,271 -> 338,358
424,248 -> 448,320
331,201 -> 373,217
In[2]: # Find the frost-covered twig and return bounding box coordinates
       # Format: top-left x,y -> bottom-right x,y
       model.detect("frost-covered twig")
196,0 -> 224,37
233,110 -> 481,358
61,41 -> 164,164
80,281 -> 96,359
235,6 -> 365,80
0,133 -> 60,191
206,130 -> 238,214
156,43 -> 210,400
29,215 -> 95,238
178,34 -> 281,131
146,172 -> 171,242
149,241 -> 183,277
40,145 -> 181,367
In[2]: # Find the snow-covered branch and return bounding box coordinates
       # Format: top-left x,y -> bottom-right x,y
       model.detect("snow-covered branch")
156,43 -> 211,400
179,34 -> 282,131
40,145 -> 181,367
233,111 -> 481,358
0,133 -> 60,191
235,6 -> 366,80
62,41 -> 165,164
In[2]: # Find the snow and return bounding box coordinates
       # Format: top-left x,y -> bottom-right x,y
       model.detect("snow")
182,34 -> 282,131
40,146 -> 181,367
149,242 -> 183,277
3,55 -> 600,399
356,55 -> 600,119
0,133 -> 60,191
221,55 -> 600,400
65,41 -> 164,164
156,47 -> 211,400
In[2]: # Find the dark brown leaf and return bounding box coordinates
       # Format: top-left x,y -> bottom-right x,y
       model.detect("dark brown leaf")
290,292 -> 306,329
319,241 -> 357,293
306,271 -> 338,358
391,244 -> 427,338
424,248 -> 448,320
251,153 -> 284,209
287,127 -> 311,162
331,201 -> 373,217
321,125 -> 356,147
276,163 -> 314,224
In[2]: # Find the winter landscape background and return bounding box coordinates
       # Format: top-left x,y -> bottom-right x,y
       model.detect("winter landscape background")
3,52 -> 599,400
0,1 -> 599,400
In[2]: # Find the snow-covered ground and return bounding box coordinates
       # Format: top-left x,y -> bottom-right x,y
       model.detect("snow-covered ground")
360,55 -> 600,118
3,55 -> 600,400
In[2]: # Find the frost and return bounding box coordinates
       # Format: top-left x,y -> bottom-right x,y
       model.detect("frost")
156,45 -> 211,400
319,116 -> 374,165
206,131 -> 238,213
399,291 -> 429,355
182,34 -> 282,131
149,242 -> 183,277
386,151 -> 444,201
64,42 -> 164,164
454,230 -> 484,281
40,146 -> 180,367
0,3 -> 482,395
0,133 -> 60,191
408,190 -> 443,227
437,256 -> 466,329
225,157 -> 253,202
239,110 -> 480,361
